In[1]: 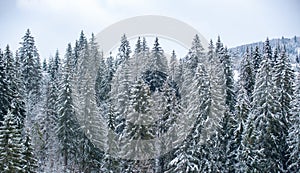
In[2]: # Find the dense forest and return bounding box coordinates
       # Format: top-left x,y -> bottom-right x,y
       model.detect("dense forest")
0,29 -> 299,173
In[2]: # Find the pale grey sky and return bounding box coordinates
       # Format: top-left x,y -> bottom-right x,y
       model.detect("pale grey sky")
0,0 -> 299,59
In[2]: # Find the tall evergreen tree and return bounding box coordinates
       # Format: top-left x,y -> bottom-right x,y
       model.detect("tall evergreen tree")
287,72 -> 300,172
120,79 -> 155,172
57,54 -> 81,172
22,130 -> 38,173
0,109 -> 24,172
6,46 -> 26,130
148,37 -> 168,74
239,47 -> 255,100
168,63 -> 209,173
169,50 -> 178,81
242,38 -> 286,172
129,37 -> 145,80
0,48 -> 10,123
185,34 -> 205,73
39,54 -> 61,171
252,46 -> 262,74
18,29 -> 42,126
73,35 -> 107,172
222,47 -> 236,112
116,34 -> 131,68
234,80 -> 251,172
142,38 -> 168,96
273,46 -> 295,171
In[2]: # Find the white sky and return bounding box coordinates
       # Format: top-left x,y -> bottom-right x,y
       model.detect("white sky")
0,0 -> 299,59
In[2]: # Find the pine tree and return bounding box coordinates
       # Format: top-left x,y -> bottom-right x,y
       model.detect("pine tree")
148,37 -> 168,74
116,34 -> 131,68
206,39 -> 226,138
42,52 -> 61,170
208,38 -> 237,172
239,47 -> 255,100
222,47 -> 236,112
242,38 -> 285,172
22,130 -> 38,173
252,46 -> 262,74
42,58 -> 47,72
112,57 -> 132,136
0,48 -> 10,123
120,79 -> 155,172
234,81 -> 251,172
185,34 -> 205,73
274,46 -> 295,119
19,29 -> 42,98
287,72 -> 300,172
141,37 -> 150,68
57,56 -> 81,172
0,109 -> 24,172
202,39 -> 225,172
18,29 -> 42,126
273,46 -> 295,171
129,37 -> 145,80
169,50 -> 178,81
168,64 -> 209,173
1,45 -> 26,129
153,80 -> 181,173
141,37 -> 168,108
95,52 -> 109,106
73,35 -> 107,172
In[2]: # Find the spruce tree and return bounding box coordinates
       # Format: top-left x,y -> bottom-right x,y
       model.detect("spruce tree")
234,81 -> 251,172
274,46 -> 295,171
0,109 -> 24,172
222,47 -> 236,112
169,50 -> 178,81
239,47 -> 255,100
287,73 -> 300,172
116,34 -> 131,68
22,130 -> 38,173
73,34 -> 107,172
202,39 -> 225,172
120,79 -> 155,172
129,37 -> 145,80
57,56 -> 81,172
242,38 -> 285,172
148,37 -> 168,74
1,45 -> 26,129
252,46 -> 262,74
185,34 -> 205,73
18,29 -> 42,126
0,48 -> 10,123
43,52 -> 61,170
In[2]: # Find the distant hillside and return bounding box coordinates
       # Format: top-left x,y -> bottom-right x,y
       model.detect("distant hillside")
229,36 -> 300,70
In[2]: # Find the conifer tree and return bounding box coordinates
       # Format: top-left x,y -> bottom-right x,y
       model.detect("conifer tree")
148,37 -> 168,74
234,81 -> 251,172
239,47 -> 255,100
22,130 -> 38,173
0,109 -> 24,172
2,45 -> 26,129
252,46 -> 262,74
0,48 -> 10,123
186,34 -> 205,73
242,38 -> 286,172
18,29 -> 42,126
287,72 -> 300,172
222,47 -> 236,112
116,34 -> 131,68
57,54 -> 81,172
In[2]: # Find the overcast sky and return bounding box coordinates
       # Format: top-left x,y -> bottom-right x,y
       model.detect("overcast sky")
0,0 -> 299,59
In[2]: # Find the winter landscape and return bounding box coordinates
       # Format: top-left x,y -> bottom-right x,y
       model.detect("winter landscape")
1,29 -> 300,172
1,0 -> 300,173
